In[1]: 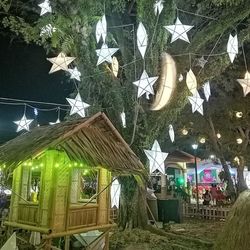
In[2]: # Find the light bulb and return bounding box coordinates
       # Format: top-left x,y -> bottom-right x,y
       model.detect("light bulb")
236,138 -> 243,144
182,128 -> 188,135
236,112 -> 243,118
199,138 -> 206,144
216,133 -> 221,139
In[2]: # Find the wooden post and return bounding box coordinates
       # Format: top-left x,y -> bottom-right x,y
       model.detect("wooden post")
104,232 -> 109,250
64,236 -> 70,250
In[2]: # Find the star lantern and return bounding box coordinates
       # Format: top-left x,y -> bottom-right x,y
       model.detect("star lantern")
164,17 -> 193,43
96,43 -> 119,66
38,0 -> 52,16
196,56 -> 208,68
188,90 -> 204,115
96,15 -> 107,43
154,0 -> 164,16
133,70 -> 158,99
137,22 -> 148,59
169,124 -> 175,143
186,69 -> 197,95
237,71 -> 250,97
66,93 -> 90,118
40,24 -> 56,37
47,52 -> 76,74
203,81 -> 211,102
144,140 -> 168,174
110,179 -> 121,208
68,67 -> 81,81
14,114 -> 34,132
227,34 -> 238,63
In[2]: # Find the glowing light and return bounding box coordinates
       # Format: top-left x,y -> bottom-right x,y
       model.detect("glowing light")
74,162 -> 78,166
236,138 -> 243,144
192,144 -> 198,150
234,156 -> 240,164
210,155 -> 215,159
216,133 -> 221,139
55,163 -> 59,167
28,162 -> 32,166
182,128 -> 188,135
236,112 -> 243,118
199,138 -> 206,144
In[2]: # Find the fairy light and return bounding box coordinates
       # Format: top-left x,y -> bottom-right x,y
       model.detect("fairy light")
216,133 -> 221,139
182,128 -> 188,135
199,137 -> 206,144
236,138 -> 243,144
236,112 -> 243,118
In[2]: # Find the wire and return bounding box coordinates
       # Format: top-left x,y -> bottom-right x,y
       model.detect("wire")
176,8 -> 218,21
241,42 -> 248,71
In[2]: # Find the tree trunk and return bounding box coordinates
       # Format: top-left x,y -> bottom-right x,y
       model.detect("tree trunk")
237,157 -> 248,194
118,176 -> 148,229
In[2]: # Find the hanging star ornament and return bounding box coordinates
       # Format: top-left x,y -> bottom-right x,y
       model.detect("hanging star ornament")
133,70 -> 158,99
196,56 -> 208,68
169,124 -> 175,143
38,0 -> 52,16
40,24 -> 56,37
14,114 -> 34,132
188,90 -> 204,115
96,15 -> 107,43
203,81 -> 211,102
47,52 -> 76,74
186,69 -> 197,95
144,140 -> 168,174
237,71 -> 250,97
110,179 -> 121,208
154,0 -> 164,16
164,17 -> 193,43
227,34 -> 238,63
68,67 -> 81,81
66,93 -> 90,118
49,118 -> 60,125
96,43 -> 119,66
137,22 -> 148,59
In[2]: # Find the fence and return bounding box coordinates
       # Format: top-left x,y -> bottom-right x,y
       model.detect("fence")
183,203 -> 231,220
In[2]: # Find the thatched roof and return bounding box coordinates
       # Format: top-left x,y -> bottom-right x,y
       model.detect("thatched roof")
166,150 -> 198,163
0,112 -> 145,175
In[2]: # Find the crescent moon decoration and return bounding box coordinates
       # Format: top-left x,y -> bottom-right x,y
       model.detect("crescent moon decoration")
186,69 -> 197,95
151,52 -> 177,111
111,56 -> 119,77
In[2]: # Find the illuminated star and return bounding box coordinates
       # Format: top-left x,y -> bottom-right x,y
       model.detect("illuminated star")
111,179 -> 121,208
188,90 -> 204,115
96,15 -> 107,43
96,43 -> 119,65
68,67 -> 81,81
133,70 -> 158,99
66,93 -> 90,118
38,0 -> 52,16
164,17 -> 193,43
227,34 -> 238,63
196,56 -> 208,68
49,118 -> 60,125
14,114 -> 33,132
144,140 -> 168,174
154,0 -> 164,15
137,22 -> 148,59
47,52 -> 76,74
237,71 -> 250,97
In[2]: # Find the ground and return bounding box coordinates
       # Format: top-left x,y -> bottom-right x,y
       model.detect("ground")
110,218 -> 224,250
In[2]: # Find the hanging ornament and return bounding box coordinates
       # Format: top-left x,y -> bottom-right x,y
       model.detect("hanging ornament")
110,179 -> 121,208
133,70 -> 158,99
178,74 -> 184,82
196,56 -> 207,68
182,128 -> 188,135
164,17 -> 193,43
40,24 -> 56,37
188,90 -> 204,115
49,118 -> 60,125
111,57 -> 119,77
34,108 -> 38,116
96,43 -> 119,66
216,133 -> 221,139
38,0 -> 52,16
66,93 -> 90,118
236,138 -> 243,144
120,111 -> 126,128
186,69 -> 197,95
95,15 -> 107,43
137,22 -> 148,59
151,53 -> 177,111
68,67 -> 81,81
154,0 -> 164,16
199,137 -> 206,144
237,71 -> 250,97
227,34 -> 238,63
235,112 -> 243,118
144,140 -> 168,175
14,114 -> 34,132
169,124 -> 175,143
203,81 -> 211,102
47,52 -> 76,74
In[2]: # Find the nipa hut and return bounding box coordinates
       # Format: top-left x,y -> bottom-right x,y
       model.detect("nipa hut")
0,112 -> 145,249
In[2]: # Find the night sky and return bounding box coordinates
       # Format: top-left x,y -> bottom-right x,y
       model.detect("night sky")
0,36 -> 73,144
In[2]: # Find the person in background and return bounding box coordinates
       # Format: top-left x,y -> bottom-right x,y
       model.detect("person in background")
203,190 -> 212,206
210,184 -> 217,206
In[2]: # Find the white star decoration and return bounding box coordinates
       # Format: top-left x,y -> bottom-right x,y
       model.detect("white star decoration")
188,90 -> 204,115
96,43 -> 119,65
49,118 -> 60,125
164,17 -> 193,43
203,81 -> 211,102
40,24 -> 56,37
186,69 -> 197,95
237,71 -> 250,97
169,124 -> 175,143
111,179 -> 121,208
196,56 -> 208,68
154,0 -> 164,15
144,140 -> 168,175
68,67 -> 81,81
96,15 -> 107,43
133,70 -> 158,99
47,52 -> 76,74
66,93 -> 90,118
14,114 -> 33,132
137,22 -> 148,59
38,0 -> 52,16
227,34 -> 238,63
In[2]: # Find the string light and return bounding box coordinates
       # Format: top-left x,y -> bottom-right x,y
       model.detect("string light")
236,138 -> 243,144
236,111 -> 243,118
199,137 -> 206,144
216,133 -> 221,139
182,128 -> 188,135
